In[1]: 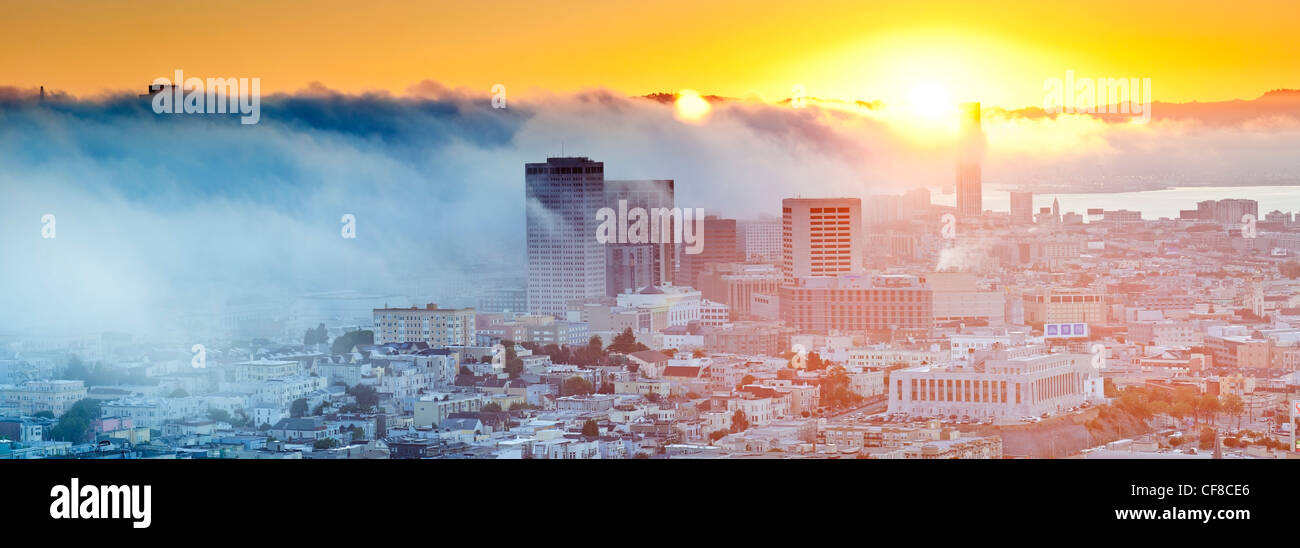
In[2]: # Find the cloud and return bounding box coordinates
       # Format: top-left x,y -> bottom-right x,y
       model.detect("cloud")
1,83 -> 1297,338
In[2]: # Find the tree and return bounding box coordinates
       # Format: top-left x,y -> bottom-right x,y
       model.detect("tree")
346,384 -> 379,410
608,327 -> 649,354
481,402 -> 503,413
208,409 -> 232,423
168,388 -> 189,398
820,365 -> 857,409
806,352 -> 825,371
49,399 -> 101,443
581,419 -> 600,437
1198,426 -> 1217,450
290,398 -> 309,418
1221,394 -> 1246,429
563,376 -> 593,396
313,438 -> 339,450
33,410 -> 55,419
503,343 -> 524,378
330,329 -> 374,355
731,409 -> 749,433
709,430 -> 728,443
303,323 -> 329,346
692,349 -> 707,358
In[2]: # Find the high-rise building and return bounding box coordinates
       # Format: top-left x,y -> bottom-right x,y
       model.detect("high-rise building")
603,179 -> 676,295
526,157 -> 608,316
738,216 -> 782,261
956,102 -> 984,219
781,197 -> 863,285
677,215 -> 741,289
1009,191 -> 1033,225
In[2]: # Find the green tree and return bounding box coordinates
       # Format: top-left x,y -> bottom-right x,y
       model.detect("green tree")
208,409 -> 232,423
303,323 -> 329,346
33,410 -> 55,419
168,388 -> 189,398
346,384 -> 379,410
1221,394 -> 1246,429
49,399 -> 101,443
692,349 -> 708,358
806,352 -> 825,371
481,402 -> 502,413
563,376 -> 594,396
608,328 -> 649,354
313,438 -> 339,450
499,342 -> 524,378
290,398 -> 309,418
731,409 -> 749,433
581,419 -> 600,437
331,329 -> 375,355
820,365 -> 856,409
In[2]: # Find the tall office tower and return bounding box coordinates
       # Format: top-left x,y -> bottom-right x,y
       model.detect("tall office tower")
781,198 -> 863,285
602,179 -> 676,295
956,102 -> 984,218
1009,191 -> 1034,224
866,194 -> 902,226
901,187 -> 931,221
739,215 -> 782,262
526,157 -> 608,317
677,215 -> 742,289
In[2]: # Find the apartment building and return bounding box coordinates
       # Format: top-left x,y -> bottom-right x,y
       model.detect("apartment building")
373,304 -> 476,347
0,380 -> 87,416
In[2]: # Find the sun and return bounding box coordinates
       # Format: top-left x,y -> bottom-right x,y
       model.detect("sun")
674,89 -> 711,123
907,83 -> 955,119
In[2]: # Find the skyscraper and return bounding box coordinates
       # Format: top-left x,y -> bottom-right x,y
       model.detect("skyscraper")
677,215 -> 741,289
602,179 -> 676,295
738,215 -> 782,262
956,102 -> 984,219
1009,191 -> 1034,224
526,157 -> 608,317
781,198 -> 863,285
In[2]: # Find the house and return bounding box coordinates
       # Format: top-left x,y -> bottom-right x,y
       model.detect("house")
627,350 -> 671,378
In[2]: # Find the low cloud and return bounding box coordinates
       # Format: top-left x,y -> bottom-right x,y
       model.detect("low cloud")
1,83 -> 1297,337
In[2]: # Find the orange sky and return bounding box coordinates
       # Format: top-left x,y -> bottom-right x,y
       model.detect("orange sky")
4,0 -> 1298,108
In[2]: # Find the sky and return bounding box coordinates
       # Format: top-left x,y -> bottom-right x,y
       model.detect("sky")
2,2 -> 1299,338
4,0 -> 1300,106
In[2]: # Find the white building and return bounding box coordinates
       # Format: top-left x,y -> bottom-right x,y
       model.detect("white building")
780,198 -> 864,284
616,285 -> 703,329
888,349 -> 1093,419
373,304 -> 475,347
0,380 -> 87,416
